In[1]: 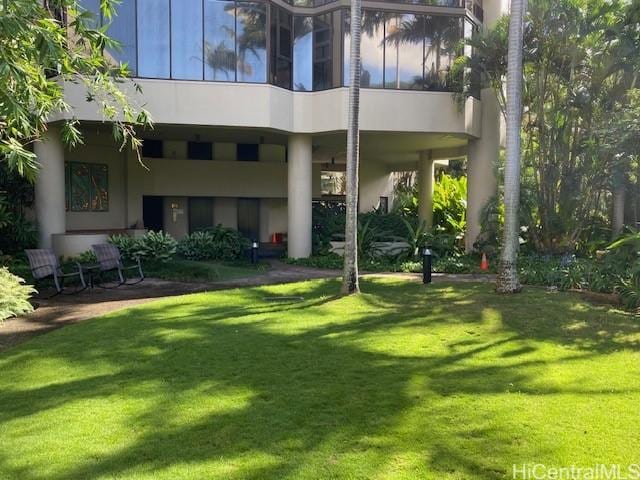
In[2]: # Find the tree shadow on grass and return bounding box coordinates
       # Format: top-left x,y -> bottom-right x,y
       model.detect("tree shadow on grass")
0,279 -> 638,479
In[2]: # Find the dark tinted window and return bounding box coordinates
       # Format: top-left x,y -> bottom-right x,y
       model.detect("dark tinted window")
270,6 -> 293,88
188,142 -> 213,160
142,140 -> 163,158
313,13 -> 333,90
379,196 -> 389,214
237,144 -> 259,162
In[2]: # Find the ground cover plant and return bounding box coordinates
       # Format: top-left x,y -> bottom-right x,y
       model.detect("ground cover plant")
0,267 -> 35,322
143,258 -> 269,283
0,278 -> 638,479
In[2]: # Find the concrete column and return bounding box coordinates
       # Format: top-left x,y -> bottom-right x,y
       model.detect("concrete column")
34,127 -> 66,250
359,161 -> 394,213
125,148 -> 144,228
466,87 -> 500,252
287,134 -> 313,258
418,151 -> 435,229
483,0 -> 509,28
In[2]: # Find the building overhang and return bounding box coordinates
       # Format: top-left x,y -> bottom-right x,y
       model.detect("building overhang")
55,79 -> 482,139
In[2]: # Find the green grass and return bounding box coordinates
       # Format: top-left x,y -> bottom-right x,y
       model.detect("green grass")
128,258 -> 269,283
1,258 -> 269,286
1,279 -> 639,479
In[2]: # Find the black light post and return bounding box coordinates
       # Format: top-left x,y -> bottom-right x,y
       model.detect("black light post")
422,248 -> 432,284
251,241 -> 259,264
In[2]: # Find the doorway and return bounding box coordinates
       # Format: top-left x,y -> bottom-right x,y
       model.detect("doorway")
189,197 -> 214,233
142,196 -> 164,232
237,198 -> 260,241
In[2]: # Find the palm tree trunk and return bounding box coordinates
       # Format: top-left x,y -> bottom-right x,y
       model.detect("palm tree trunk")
496,0 -> 526,294
341,0 -> 362,295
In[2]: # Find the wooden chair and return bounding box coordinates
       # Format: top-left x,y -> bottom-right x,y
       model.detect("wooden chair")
91,243 -> 144,287
25,249 -> 87,297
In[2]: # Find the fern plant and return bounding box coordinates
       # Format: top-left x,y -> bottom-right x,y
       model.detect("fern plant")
0,268 -> 36,322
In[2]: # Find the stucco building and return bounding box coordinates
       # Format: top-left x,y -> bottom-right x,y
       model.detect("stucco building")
35,0 -> 505,258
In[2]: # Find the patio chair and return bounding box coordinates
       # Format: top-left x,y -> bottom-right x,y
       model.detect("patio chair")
24,249 -> 87,297
91,243 -> 144,287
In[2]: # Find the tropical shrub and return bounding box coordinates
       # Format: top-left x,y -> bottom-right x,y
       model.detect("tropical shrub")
400,218 -> 460,261
432,174 -> 467,236
0,267 -> 36,321
136,231 -> 177,263
360,212 -> 410,239
357,218 -> 386,261
312,202 -> 346,254
108,234 -> 143,262
178,232 -> 217,260
0,200 -> 36,254
178,226 -> 249,261
0,163 -> 37,254
616,271 -> 640,312
109,231 -> 177,263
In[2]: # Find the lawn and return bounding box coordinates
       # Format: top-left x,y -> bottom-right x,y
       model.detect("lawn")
143,258 -> 270,283
0,279 -> 639,480
2,257 -> 270,286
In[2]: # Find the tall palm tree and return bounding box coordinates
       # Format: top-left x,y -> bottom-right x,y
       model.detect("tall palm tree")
496,0 -> 526,294
341,0 -> 362,295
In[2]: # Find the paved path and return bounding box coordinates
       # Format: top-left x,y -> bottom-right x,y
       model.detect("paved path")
0,261 -> 493,352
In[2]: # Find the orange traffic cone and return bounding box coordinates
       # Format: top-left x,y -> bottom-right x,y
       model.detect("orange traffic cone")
480,253 -> 489,271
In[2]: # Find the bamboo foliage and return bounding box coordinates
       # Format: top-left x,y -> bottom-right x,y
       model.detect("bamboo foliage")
459,0 -> 640,253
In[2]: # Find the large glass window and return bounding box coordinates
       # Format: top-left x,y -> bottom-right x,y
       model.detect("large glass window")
75,0 -> 466,92
77,0 -> 101,27
107,0 -> 137,74
204,0 -> 236,81
362,11 -> 385,88
137,0 -> 170,78
271,6 -> 293,88
384,14 -> 424,90
424,15 -> 461,91
236,2 -> 267,83
464,19 -> 481,98
293,16 -> 313,91
343,11 -> 350,86
313,13 -> 333,90
172,0 -> 204,80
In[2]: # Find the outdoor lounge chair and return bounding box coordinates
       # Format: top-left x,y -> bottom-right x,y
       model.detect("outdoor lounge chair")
91,243 -> 144,287
25,249 -> 87,296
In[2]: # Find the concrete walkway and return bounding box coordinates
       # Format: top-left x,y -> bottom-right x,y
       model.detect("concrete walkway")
0,261 -> 494,352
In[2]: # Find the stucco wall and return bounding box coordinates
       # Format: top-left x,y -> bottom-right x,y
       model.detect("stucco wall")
259,198 -> 288,243
359,162 -> 395,213
57,81 -> 481,137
